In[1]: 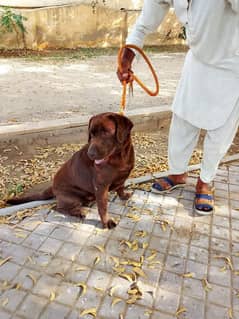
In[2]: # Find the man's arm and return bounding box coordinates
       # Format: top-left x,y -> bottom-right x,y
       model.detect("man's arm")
117,0 -> 172,83
126,0 -> 172,48
227,0 -> 239,13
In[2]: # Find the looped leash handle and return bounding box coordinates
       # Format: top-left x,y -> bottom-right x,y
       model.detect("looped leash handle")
118,44 -> 160,114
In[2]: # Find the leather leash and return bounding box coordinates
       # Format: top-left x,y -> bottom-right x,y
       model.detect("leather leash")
118,44 -> 160,114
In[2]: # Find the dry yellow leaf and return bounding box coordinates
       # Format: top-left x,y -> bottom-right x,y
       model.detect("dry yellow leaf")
127,288 -> 138,295
133,267 -> 147,278
229,308 -> 233,319
49,292 -> 56,301
94,256 -> 100,265
144,310 -> 153,316
109,285 -> 119,297
75,266 -> 87,271
147,250 -> 157,261
26,256 -> 35,264
182,272 -> 194,278
120,240 -> 132,249
202,278 -> 212,291
119,272 -> 135,282
0,256 -> 12,267
126,213 -> 141,222
126,295 -> 139,304
126,260 -> 142,268
92,245 -> 105,253
110,256 -> 120,267
131,240 -> 139,252
135,230 -> 147,238
55,272 -> 65,278
2,298 -> 9,307
15,232 -> 27,239
111,297 -> 123,307
76,282 -> 87,296
219,266 -> 227,272
214,255 -> 233,271
176,307 -> 187,316
94,287 -> 104,293
80,308 -> 97,317
26,274 -> 37,285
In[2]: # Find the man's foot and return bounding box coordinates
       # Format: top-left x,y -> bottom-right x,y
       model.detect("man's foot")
151,173 -> 187,194
194,178 -> 214,215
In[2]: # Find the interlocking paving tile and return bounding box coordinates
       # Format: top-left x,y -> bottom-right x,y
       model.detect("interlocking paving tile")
1,160 -> 239,319
18,294 -> 48,319
39,302 -> 70,319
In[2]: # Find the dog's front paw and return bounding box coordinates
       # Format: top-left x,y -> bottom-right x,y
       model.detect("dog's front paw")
119,191 -> 132,201
104,218 -> 117,229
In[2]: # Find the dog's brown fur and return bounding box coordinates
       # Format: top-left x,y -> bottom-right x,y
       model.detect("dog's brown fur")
7,112 -> 134,229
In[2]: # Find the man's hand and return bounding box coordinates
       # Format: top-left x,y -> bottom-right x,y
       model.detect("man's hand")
117,47 -> 135,83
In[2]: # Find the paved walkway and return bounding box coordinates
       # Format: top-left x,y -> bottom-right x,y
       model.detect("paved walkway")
0,161 -> 239,319
0,53 -> 185,124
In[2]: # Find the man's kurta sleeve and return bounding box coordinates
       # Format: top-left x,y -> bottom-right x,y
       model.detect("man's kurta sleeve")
227,0 -> 239,12
126,0 -> 172,47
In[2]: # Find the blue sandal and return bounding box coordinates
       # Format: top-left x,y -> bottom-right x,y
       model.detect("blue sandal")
194,192 -> 214,215
151,176 -> 186,194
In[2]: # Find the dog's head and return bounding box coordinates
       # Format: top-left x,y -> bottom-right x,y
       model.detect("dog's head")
87,112 -> 133,164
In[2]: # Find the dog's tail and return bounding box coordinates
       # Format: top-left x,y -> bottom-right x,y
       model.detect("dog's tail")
7,186 -> 54,205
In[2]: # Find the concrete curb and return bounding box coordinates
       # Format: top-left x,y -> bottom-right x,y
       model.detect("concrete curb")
0,105 -> 171,147
2,153 -> 238,216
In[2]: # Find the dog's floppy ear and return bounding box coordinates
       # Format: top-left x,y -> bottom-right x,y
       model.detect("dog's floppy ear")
109,113 -> 133,144
88,115 -> 95,142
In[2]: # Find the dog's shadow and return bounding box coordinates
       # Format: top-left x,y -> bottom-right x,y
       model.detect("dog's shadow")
48,204 -> 112,230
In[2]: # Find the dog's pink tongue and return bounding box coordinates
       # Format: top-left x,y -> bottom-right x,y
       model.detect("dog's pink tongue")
94,158 -> 105,165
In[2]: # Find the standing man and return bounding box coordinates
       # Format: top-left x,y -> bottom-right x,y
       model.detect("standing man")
117,0 -> 239,215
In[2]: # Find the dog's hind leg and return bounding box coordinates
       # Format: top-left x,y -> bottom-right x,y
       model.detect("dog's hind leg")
55,193 -> 86,219
116,185 -> 132,201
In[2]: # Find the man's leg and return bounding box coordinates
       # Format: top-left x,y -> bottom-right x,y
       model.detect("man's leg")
152,113 -> 200,193
195,100 -> 239,214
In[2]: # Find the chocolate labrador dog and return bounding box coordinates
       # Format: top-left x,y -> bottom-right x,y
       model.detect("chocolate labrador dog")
7,112 -> 134,229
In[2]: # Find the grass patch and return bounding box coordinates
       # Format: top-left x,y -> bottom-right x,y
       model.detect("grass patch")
0,45 -> 188,61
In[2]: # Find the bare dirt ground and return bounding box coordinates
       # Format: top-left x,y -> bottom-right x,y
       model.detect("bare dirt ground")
1,124 -> 239,206
0,48 -> 185,124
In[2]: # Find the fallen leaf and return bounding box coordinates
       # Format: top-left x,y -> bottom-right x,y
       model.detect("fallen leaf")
0,256 -> 12,267
94,286 -> 104,293
93,256 -> 100,265
111,297 -> 123,307
76,282 -> 87,297
182,272 -> 194,278
202,278 -> 212,291
49,292 -> 56,301
75,266 -> 87,271
134,230 -> 147,238
213,255 -> 233,271
2,298 -> 9,307
119,272 -> 135,282
26,274 -> 37,285
229,308 -> 233,319
126,295 -> 139,304
176,307 -> 187,316
80,308 -> 97,317
92,245 -> 105,253
147,250 -> 157,261
54,272 -> 65,278
133,267 -> 147,278
109,285 -> 119,297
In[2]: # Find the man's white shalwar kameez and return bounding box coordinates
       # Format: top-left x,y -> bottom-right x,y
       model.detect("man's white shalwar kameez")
126,0 -> 239,182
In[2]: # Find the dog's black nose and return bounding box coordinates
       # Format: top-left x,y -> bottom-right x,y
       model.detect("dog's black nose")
87,146 -> 98,160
